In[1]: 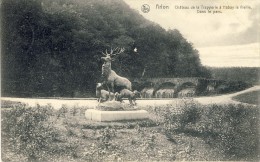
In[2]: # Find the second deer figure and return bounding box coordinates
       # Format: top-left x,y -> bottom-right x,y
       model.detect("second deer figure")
101,48 -> 132,100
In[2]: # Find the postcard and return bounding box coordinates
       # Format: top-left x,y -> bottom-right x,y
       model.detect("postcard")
1,0 -> 259,161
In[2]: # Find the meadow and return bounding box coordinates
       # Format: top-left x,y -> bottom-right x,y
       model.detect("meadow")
1,99 -> 259,161
232,90 -> 260,105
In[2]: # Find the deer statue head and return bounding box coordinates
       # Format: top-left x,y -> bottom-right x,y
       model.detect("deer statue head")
101,47 -> 125,63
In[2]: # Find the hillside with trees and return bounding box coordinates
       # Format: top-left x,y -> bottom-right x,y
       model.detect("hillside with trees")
2,0 -> 211,97
208,67 -> 260,85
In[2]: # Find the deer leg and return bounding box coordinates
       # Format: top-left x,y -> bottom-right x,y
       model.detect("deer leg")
111,82 -> 115,101
129,98 -> 133,106
133,98 -> 137,106
105,84 -> 112,101
105,83 -> 110,92
111,82 -> 115,93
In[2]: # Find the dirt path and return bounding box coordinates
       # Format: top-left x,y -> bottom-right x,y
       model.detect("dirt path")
2,86 -> 259,109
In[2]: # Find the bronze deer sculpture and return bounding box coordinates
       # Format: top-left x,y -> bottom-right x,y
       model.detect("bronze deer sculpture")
96,83 -> 115,102
101,48 -> 132,100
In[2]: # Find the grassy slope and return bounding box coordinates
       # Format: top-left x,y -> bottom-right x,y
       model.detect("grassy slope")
232,90 -> 260,105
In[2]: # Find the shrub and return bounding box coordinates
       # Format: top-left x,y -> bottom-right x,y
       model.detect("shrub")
158,99 -> 202,132
1,100 -> 23,108
178,100 -> 201,129
207,104 -> 259,160
216,81 -> 251,94
185,103 -> 259,160
1,104 -> 58,161
153,101 -> 259,160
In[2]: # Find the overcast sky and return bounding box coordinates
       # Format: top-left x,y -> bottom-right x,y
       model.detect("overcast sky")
124,0 -> 260,67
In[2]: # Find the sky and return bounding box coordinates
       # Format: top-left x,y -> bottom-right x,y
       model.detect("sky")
123,0 -> 260,67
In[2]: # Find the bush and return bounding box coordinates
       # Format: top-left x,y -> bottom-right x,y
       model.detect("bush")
153,101 -> 259,160
1,104 -> 58,161
216,81 -> 251,94
178,100 -> 201,129
182,103 -> 259,160
201,104 -> 259,160
1,100 -> 23,108
157,99 -> 202,131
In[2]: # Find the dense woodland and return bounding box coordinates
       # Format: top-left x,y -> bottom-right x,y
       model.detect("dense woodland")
209,67 -> 260,85
2,0 -> 255,98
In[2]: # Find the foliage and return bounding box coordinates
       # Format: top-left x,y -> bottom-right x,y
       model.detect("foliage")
178,100 -> 201,129
196,104 -> 259,160
1,104 -> 58,161
1,100 -> 23,108
2,0 -> 211,97
195,79 -> 252,96
155,101 -> 259,161
215,81 -> 251,94
2,100 -> 258,161
96,127 -> 117,149
208,67 -> 260,85
149,99 -> 201,131
82,127 -> 124,162
56,104 -> 69,118
1,103 -> 90,161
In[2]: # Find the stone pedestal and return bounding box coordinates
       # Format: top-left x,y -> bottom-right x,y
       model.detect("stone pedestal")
85,109 -> 149,122
96,101 -> 124,111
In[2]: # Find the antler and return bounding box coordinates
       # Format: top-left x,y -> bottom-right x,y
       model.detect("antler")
110,47 -> 125,56
101,52 -> 106,56
102,47 -> 125,56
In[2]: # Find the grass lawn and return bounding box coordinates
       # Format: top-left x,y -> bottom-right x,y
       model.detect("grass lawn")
232,90 -> 260,105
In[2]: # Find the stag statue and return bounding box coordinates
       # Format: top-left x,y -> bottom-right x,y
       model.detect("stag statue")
101,47 -> 132,99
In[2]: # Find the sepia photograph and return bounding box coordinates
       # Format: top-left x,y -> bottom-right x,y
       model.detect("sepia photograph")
1,0 -> 259,161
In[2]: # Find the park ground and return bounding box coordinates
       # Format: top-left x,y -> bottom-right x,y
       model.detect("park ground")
1,86 -> 259,161
1,85 -> 260,109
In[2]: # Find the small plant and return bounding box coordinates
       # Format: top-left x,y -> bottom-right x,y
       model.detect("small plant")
96,127 -> 117,149
82,127 -> 124,161
65,125 -> 76,136
140,133 -> 157,159
56,104 -> 69,118
70,106 -> 78,116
